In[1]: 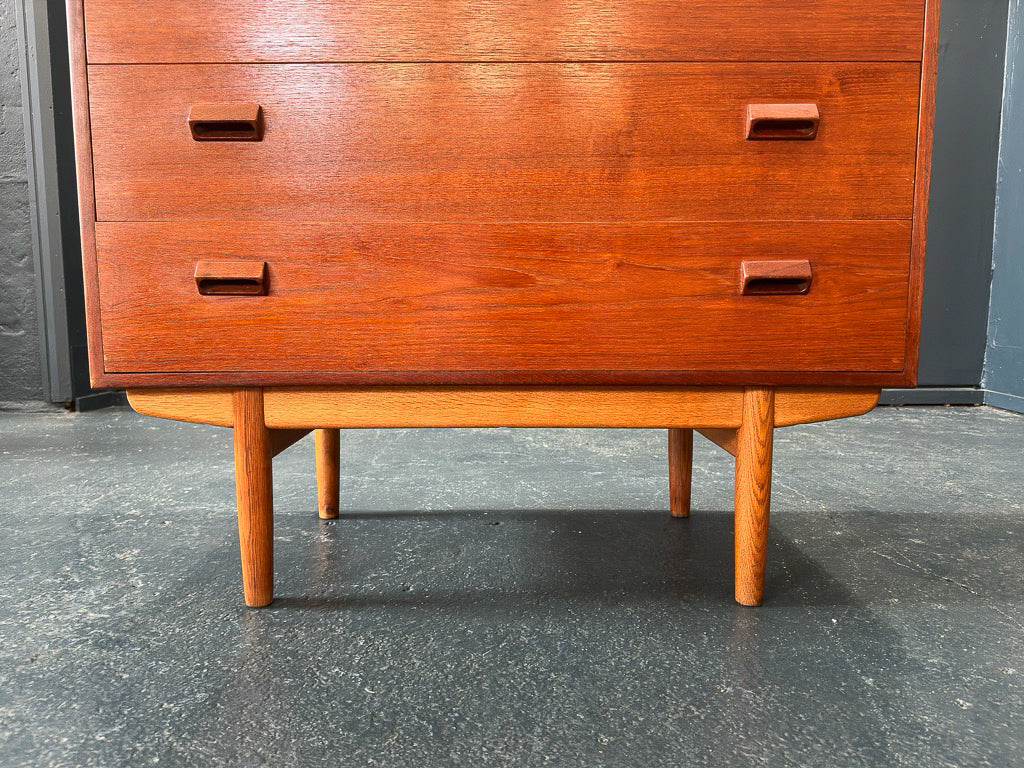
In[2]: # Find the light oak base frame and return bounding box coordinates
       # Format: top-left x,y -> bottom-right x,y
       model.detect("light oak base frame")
128,385 -> 880,608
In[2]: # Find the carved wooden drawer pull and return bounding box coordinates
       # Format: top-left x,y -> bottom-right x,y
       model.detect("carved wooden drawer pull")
746,103 -> 820,140
740,260 -> 813,295
194,260 -> 268,296
188,103 -> 263,141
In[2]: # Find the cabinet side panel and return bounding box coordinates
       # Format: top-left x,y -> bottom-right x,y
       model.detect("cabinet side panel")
904,0 -> 943,386
66,0 -> 104,386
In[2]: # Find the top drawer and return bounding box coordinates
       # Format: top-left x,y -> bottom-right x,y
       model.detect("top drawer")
83,0 -> 926,63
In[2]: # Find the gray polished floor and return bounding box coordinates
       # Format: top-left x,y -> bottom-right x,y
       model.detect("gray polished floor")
0,405 -> 1021,767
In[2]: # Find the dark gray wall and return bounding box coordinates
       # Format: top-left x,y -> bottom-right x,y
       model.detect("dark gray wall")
919,0 -> 1010,386
984,0 -> 1024,411
0,0 -> 43,403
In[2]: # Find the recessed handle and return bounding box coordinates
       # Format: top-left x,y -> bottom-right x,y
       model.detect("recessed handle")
746,103 -> 820,140
188,103 -> 263,141
195,260 -> 268,296
740,260 -> 812,295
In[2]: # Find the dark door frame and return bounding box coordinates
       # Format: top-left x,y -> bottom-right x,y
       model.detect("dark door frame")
15,0 -> 117,409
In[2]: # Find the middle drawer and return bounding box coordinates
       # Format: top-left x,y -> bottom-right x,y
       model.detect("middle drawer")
88,63 -> 920,223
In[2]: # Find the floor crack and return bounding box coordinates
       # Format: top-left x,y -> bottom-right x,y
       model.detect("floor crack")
875,549 -> 1024,631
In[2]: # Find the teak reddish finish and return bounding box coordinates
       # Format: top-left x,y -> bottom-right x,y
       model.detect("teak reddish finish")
315,429 -> 341,520
125,387 -> 883,430
95,220 -> 911,379
668,428 -> 694,519
67,0 -> 942,607
268,429 -> 311,459
187,103 -> 263,142
193,260 -> 267,296
88,62 -> 920,224
734,387 -> 775,606
66,0 -> 103,385
696,428 -> 739,457
740,260 -> 814,296
82,0 -> 926,63
745,103 -> 821,141
232,389 -> 274,607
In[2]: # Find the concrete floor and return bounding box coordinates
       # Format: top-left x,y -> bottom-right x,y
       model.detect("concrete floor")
0,405 -> 1021,767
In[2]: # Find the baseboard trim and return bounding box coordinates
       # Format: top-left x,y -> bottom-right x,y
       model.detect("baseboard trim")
983,390 -> 1024,415
880,387 -> 985,406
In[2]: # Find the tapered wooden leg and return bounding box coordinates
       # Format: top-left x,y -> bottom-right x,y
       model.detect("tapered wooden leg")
315,428 -> 341,520
233,388 -> 274,608
668,428 -> 694,518
734,386 -> 775,607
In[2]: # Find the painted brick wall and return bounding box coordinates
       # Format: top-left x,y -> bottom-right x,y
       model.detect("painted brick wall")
0,0 -> 43,403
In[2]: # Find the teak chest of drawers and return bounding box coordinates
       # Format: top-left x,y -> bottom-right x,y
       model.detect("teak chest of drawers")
68,0 -> 941,607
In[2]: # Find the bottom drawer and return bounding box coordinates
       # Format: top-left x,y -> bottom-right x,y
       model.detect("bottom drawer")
94,221 -> 911,381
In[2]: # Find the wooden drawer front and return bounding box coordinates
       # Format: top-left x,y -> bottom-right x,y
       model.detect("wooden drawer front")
83,0 -> 925,63
95,221 -> 911,376
89,63 -> 920,223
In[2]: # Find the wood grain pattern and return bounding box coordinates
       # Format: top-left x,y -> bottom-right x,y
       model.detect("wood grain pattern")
73,0 -> 936,610
696,427 -> 738,456
734,386 -> 774,606
95,221 -> 911,378
187,103 -> 263,141
194,260 -> 267,296
668,428 -> 693,518
70,2 -> 937,393
87,63 -> 921,223
903,0 -> 943,386
127,386 -> 879,430
66,0 -> 105,386
740,260 -> 813,296
127,388 -> 234,427
104,368 -> 909,389
315,429 -> 341,520
83,0 -> 926,63
771,387 -> 880,427
269,428 -> 310,457
232,388 -> 274,607
263,387 -> 747,429
745,103 -> 820,140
